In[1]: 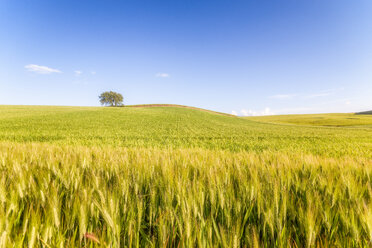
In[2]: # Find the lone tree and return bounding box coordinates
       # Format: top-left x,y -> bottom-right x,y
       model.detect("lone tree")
99,91 -> 124,106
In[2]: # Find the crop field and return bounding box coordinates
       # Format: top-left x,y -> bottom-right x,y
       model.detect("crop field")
246,113 -> 372,128
0,105 -> 371,247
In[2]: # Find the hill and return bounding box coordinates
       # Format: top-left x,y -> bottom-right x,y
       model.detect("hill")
0,105 -> 371,247
0,105 -> 370,156
246,113 -> 372,127
126,103 -> 235,116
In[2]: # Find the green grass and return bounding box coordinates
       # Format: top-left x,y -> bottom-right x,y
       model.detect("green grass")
0,106 -> 371,157
0,105 -> 371,247
246,113 -> 372,128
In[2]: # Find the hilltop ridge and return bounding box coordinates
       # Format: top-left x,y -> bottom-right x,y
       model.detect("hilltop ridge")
126,104 -> 235,117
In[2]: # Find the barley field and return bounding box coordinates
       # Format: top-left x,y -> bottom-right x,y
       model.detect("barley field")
246,113 -> 372,128
0,105 -> 371,247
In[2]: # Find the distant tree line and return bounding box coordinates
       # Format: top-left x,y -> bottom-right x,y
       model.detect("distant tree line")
356,110 -> 372,115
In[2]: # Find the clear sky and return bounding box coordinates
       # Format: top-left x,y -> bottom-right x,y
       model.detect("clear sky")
0,0 -> 371,115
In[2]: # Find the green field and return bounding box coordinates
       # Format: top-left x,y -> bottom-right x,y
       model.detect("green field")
246,113 -> 372,128
0,105 -> 371,247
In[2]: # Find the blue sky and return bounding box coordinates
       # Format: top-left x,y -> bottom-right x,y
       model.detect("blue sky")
0,0 -> 371,115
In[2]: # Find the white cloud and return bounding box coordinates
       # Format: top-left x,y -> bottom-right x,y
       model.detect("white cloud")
241,109 -> 256,116
269,94 -> 296,99
241,107 -> 274,116
25,64 -> 61,74
262,107 -> 274,115
304,88 -> 343,99
91,71 -> 96,75
155,73 -> 170,78
231,110 -> 238,116
345,101 -> 351,105
74,70 -> 82,76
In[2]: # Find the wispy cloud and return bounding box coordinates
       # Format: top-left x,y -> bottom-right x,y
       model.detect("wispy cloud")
240,107 -> 274,116
155,73 -> 170,78
270,88 -> 344,100
269,94 -> 296,99
304,88 -> 343,99
74,70 -> 82,76
305,92 -> 332,98
91,71 -> 96,75
25,64 -> 61,74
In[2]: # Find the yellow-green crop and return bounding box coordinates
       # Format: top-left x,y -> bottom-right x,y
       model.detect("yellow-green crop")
246,113 -> 372,128
0,105 -> 371,247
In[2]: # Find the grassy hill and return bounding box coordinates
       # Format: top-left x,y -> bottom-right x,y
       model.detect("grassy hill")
126,103 -> 236,116
0,105 -> 371,247
0,105 -> 371,156
246,113 -> 372,128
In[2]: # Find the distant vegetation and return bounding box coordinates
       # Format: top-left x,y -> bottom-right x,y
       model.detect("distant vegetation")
356,110 -> 372,115
99,91 -> 124,106
0,105 -> 371,247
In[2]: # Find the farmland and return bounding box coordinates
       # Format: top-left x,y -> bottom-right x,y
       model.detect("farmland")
246,113 -> 372,128
0,105 -> 371,247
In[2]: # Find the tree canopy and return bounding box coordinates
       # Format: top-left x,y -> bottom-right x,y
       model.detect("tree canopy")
99,91 -> 124,107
